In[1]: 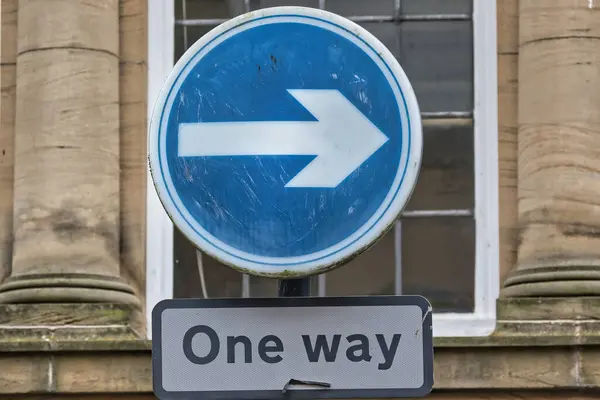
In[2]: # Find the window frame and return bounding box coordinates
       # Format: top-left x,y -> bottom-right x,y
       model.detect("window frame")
145,0 -> 499,339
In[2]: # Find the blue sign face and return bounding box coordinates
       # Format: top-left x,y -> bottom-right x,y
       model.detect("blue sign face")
149,6 -> 422,277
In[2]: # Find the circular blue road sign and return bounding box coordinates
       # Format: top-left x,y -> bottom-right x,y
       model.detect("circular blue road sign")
149,6 -> 422,278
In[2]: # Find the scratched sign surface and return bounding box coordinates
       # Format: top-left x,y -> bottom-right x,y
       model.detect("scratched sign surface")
148,6 -> 423,277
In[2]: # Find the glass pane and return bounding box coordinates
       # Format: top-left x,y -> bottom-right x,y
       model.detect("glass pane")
177,0 -> 246,19
175,0 -> 248,59
406,123 -> 474,211
250,0 -> 320,9
249,276 -> 278,297
325,229 -> 395,296
173,227 -> 243,298
174,25 -> 215,60
251,276 -> 322,297
360,20 -> 473,112
327,0 -> 472,16
326,0 -> 395,16
400,217 -> 475,312
326,0 -> 471,17
401,0 -> 472,15
400,20 -> 473,112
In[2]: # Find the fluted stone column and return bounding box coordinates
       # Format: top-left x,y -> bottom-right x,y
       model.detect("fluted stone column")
0,0 -> 138,306
502,0 -> 600,297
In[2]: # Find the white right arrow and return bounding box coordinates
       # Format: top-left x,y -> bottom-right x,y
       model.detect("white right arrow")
178,89 -> 389,188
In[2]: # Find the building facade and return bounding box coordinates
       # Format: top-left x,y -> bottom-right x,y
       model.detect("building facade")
1,0 -> 599,398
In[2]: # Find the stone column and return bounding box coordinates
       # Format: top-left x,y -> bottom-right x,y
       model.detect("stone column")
497,0 -> 519,284
502,0 -> 600,297
0,0 -> 138,307
0,0 -> 17,284
119,0 -> 148,317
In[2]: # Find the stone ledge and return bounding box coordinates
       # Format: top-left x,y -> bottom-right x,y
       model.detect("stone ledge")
2,393 -> 600,400
492,297 -> 600,341
2,298 -> 600,394
436,334 -> 600,347
0,337 -> 151,352
0,303 -> 145,341
1,335 -> 600,394
1,334 -> 598,352
497,297 -> 600,320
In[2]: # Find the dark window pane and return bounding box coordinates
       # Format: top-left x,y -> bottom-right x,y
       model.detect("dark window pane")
326,0 -> 395,16
175,0 -> 248,59
402,0 -> 472,15
358,22 -> 400,56
325,229 -> 395,296
250,0 -> 320,9
173,227 -> 243,298
326,0 -> 471,17
250,276 -> 321,297
175,25 -> 216,60
248,276 -> 278,297
178,0 -> 246,19
399,20 -> 473,112
359,20 -> 473,112
406,123 -> 474,211
400,217 -> 474,312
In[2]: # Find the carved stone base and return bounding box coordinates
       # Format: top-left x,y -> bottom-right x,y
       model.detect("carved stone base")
501,266 -> 600,297
0,273 -> 140,307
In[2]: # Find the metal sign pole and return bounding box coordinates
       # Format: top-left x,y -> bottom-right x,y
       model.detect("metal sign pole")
278,278 -> 311,297
278,276 -> 329,394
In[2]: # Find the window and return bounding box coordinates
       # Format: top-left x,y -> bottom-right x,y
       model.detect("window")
147,0 -> 498,338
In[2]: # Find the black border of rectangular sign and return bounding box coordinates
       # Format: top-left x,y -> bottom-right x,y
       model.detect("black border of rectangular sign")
152,295 -> 433,400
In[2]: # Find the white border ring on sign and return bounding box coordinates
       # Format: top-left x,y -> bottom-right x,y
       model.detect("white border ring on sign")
148,6 -> 423,278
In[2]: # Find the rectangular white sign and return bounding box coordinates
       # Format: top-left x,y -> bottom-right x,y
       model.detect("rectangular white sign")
152,296 -> 433,400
